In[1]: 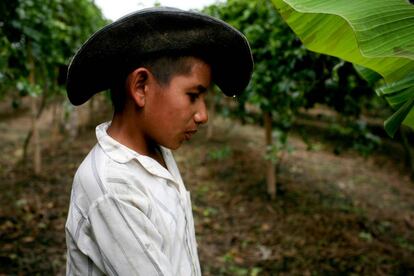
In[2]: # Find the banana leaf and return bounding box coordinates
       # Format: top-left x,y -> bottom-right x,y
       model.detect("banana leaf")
272,0 -> 414,137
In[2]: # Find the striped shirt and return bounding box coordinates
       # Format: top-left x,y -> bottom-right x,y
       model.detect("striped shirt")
65,122 -> 201,276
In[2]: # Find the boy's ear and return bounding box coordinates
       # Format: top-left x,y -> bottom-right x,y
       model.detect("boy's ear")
127,68 -> 151,108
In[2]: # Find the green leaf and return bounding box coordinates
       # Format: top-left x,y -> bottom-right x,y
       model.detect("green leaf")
376,73 -> 414,136
376,73 -> 414,98
353,64 -> 382,86
272,0 -> 414,136
384,95 -> 414,138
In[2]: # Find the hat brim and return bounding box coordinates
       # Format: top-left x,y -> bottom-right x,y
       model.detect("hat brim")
66,7 -> 253,106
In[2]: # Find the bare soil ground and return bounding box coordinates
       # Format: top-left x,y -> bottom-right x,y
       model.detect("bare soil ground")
0,108 -> 413,275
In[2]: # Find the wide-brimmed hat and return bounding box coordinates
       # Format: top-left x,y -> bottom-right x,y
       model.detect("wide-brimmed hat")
66,7 -> 253,106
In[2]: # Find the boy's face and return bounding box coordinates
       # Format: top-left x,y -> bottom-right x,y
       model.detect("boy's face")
143,58 -> 211,150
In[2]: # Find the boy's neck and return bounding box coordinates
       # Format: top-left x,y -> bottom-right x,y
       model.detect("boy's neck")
106,114 -> 167,168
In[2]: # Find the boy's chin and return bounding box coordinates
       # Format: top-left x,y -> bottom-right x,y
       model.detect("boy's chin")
160,141 -> 182,151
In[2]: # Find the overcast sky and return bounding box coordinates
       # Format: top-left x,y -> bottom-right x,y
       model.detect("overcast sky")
94,0 -> 221,21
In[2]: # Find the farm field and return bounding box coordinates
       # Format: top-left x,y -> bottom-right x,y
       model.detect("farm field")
2,0 -> 414,275
0,107 -> 413,275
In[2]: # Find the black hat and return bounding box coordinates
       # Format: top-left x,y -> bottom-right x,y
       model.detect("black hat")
66,7 -> 253,106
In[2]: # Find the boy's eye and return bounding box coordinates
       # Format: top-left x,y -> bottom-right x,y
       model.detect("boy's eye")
187,93 -> 199,102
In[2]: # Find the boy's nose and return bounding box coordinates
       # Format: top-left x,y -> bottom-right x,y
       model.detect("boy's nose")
194,100 -> 208,125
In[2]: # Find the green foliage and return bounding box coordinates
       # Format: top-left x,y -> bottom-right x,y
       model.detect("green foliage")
305,59 -> 378,118
207,146 -> 232,161
265,129 -> 293,163
220,252 -> 262,276
359,231 -> 373,243
16,78 -> 42,97
204,0 -> 380,157
204,0 -> 313,131
0,0 -> 108,101
272,0 -> 414,137
327,120 -> 381,156
204,0 -> 376,124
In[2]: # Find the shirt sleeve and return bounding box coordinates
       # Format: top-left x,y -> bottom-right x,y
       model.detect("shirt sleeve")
86,194 -> 173,276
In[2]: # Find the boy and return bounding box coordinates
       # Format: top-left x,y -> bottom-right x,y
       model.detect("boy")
65,7 -> 253,276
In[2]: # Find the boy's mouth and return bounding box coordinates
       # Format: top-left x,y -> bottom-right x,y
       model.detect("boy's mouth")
184,130 -> 197,140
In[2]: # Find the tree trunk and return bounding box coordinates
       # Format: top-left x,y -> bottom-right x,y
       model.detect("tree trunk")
29,49 -> 42,174
50,102 -> 62,154
264,111 -> 276,199
31,96 -> 41,174
22,94 -> 46,164
26,41 -> 42,174
22,43 -> 48,173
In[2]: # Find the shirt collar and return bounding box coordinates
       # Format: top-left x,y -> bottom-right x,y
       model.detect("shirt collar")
96,122 -> 178,183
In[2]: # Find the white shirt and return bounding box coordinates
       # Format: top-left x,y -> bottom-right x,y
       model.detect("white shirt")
65,122 -> 201,276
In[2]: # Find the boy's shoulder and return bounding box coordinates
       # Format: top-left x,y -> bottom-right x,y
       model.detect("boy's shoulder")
70,143 -> 151,213
73,141 -> 137,192
71,143 -> 110,202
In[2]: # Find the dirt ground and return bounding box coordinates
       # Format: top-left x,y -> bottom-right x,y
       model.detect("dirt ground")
0,106 -> 413,275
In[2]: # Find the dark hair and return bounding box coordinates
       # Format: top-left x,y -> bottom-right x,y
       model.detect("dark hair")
110,55 -> 200,113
